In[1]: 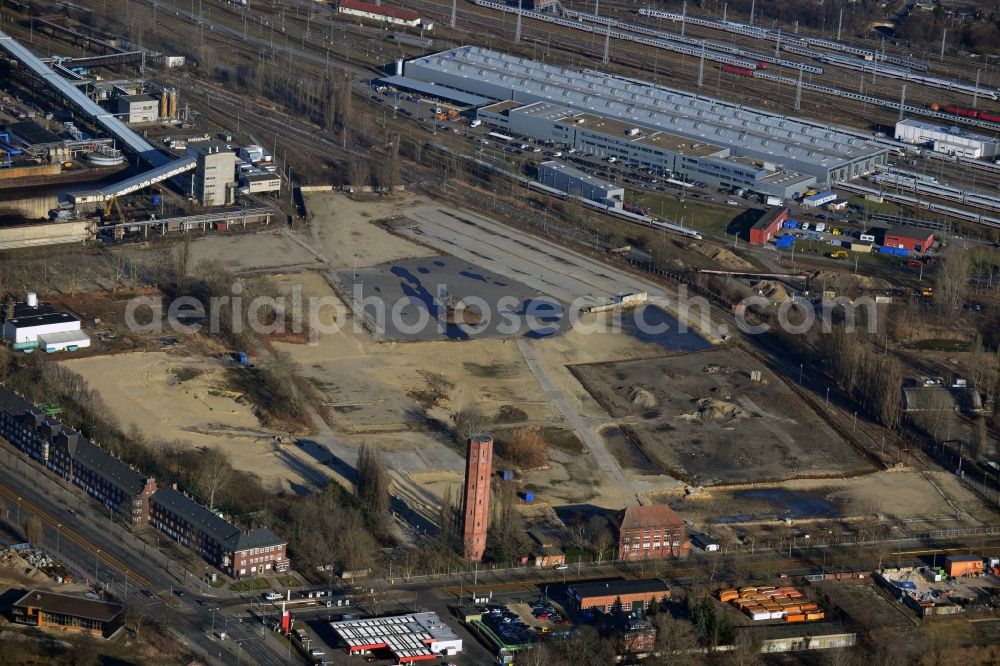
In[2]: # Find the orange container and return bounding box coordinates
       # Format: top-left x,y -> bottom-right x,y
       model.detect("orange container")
805,612 -> 825,621
785,613 -> 806,623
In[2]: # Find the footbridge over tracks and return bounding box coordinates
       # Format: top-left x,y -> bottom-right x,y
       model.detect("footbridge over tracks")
68,157 -> 197,206
0,28 -> 194,206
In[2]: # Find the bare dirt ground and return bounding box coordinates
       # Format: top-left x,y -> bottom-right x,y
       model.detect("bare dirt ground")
662,468 -> 996,535
60,351 -> 309,487
571,347 -> 871,485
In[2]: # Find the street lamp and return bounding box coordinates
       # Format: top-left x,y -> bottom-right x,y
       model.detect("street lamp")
56,523 -> 62,559
95,549 -> 102,580
16,496 -> 21,528
210,607 -> 220,634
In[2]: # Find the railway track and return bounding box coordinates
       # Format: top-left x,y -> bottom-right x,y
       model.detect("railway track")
0,478 -> 158,591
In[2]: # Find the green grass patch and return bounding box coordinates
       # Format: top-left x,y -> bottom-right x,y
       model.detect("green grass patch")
849,196 -> 903,216
537,427 -> 584,455
626,188 -> 739,238
230,578 -> 271,593
275,575 -> 301,588
208,577 -> 226,589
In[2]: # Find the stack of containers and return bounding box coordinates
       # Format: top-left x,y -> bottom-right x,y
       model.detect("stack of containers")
717,585 -> 824,623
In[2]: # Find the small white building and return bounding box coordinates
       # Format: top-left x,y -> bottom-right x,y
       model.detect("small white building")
801,191 -> 836,208
240,170 -> 281,194
2,294 -> 89,352
894,118 -> 999,159
336,0 -> 424,27
116,94 -> 160,123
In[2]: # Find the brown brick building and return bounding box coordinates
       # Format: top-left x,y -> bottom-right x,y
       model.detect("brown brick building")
12,590 -> 124,638
568,578 -> 671,614
614,505 -> 690,561
461,435 -> 493,561
0,387 -> 156,527
150,487 -> 289,578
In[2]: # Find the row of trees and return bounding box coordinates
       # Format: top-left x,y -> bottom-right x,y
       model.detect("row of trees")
822,324 -> 903,430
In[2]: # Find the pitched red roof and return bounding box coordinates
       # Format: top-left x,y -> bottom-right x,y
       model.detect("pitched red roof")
616,504 -> 684,531
338,0 -> 420,21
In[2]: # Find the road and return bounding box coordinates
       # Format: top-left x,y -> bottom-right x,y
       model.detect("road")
0,442 -> 302,666
515,337 -> 636,501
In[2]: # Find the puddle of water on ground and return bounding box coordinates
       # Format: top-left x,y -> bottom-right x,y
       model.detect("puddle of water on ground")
620,305 -> 712,352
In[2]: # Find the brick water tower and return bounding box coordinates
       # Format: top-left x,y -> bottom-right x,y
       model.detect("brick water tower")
461,434 -> 493,561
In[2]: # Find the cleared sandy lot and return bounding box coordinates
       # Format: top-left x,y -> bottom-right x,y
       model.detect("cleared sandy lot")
665,468 -> 993,532
61,351 -> 325,488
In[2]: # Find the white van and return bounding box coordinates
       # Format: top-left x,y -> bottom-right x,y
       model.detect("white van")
263,592 -> 282,601
815,222 -> 826,233
469,119 -> 482,128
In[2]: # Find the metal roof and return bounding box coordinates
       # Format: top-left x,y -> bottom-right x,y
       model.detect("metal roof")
14,590 -> 124,622
379,75 -> 492,106
150,487 -> 285,552
406,47 -> 887,172
330,612 -> 460,659
0,29 -> 165,164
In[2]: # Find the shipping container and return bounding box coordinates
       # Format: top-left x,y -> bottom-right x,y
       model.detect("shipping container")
785,613 -> 806,623
501,470 -> 514,480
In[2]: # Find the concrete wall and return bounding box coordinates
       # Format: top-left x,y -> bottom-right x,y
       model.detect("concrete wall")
0,220 -> 91,250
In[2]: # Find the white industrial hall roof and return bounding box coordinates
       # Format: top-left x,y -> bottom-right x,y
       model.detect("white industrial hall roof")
405,46 -> 887,171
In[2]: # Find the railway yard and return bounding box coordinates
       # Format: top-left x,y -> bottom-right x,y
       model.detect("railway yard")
1,0 -> 1000,664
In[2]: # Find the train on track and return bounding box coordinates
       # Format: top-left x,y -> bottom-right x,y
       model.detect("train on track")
931,103 -> 1000,124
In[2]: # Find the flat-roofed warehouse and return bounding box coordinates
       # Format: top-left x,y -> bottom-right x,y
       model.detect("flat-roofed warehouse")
399,47 -> 889,188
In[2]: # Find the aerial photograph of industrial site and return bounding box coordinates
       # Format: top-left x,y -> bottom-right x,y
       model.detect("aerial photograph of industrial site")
0,0 -> 1000,663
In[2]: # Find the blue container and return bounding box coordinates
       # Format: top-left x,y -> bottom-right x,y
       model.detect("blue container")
895,247 -> 910,257
501,470 -> 514,481
523,491 -> 534,503
152,195 -> 161,205
236,352 -> 249,365
878,246 -> 894,255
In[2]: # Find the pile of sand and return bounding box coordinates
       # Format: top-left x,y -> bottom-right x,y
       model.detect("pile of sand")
681,398 -> 749,421
754,280 -> 791,303
695,245 -> 756,271
624,385 -> 658,410
812,270 -> 891,291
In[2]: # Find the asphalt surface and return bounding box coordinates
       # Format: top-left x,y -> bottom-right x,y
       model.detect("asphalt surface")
0,442 -> 303,666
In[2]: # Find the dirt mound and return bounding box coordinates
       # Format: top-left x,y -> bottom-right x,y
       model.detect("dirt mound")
681,398 -> 749,421
812,270 -> 891,291
754,280 -> 791,303
624,385 -> 658,410
695,245 -> 756,270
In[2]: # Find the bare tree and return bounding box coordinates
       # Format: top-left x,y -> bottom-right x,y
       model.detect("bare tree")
196,448 -> 232,510
587,515 -> 615,564
123,605 -> 147,639
487,480 -> 526,564
356,443 -> 390,537
24,516 -> 43,546
934,251 -> 970,312
174,234 -> 193,292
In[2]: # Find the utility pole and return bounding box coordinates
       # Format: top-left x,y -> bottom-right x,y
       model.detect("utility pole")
450,0 -> 456,29
837,9 -> 843,41
775,29 -> 780,58
940,28 -> 946,63
722,2 -> 727,22
795,67 -> 803,111
680,1 -> 686,37
603,26 -> 610,65
698,43 -> 705,88
973,69 -> 981,109
749,0 -> 755,25
899,83 -> 906,122
514,0 -> 522,43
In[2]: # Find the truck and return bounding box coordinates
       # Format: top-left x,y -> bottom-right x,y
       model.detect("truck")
815,222 -> 826,233
469,119 -> 482,127
765,195 -> 784,206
